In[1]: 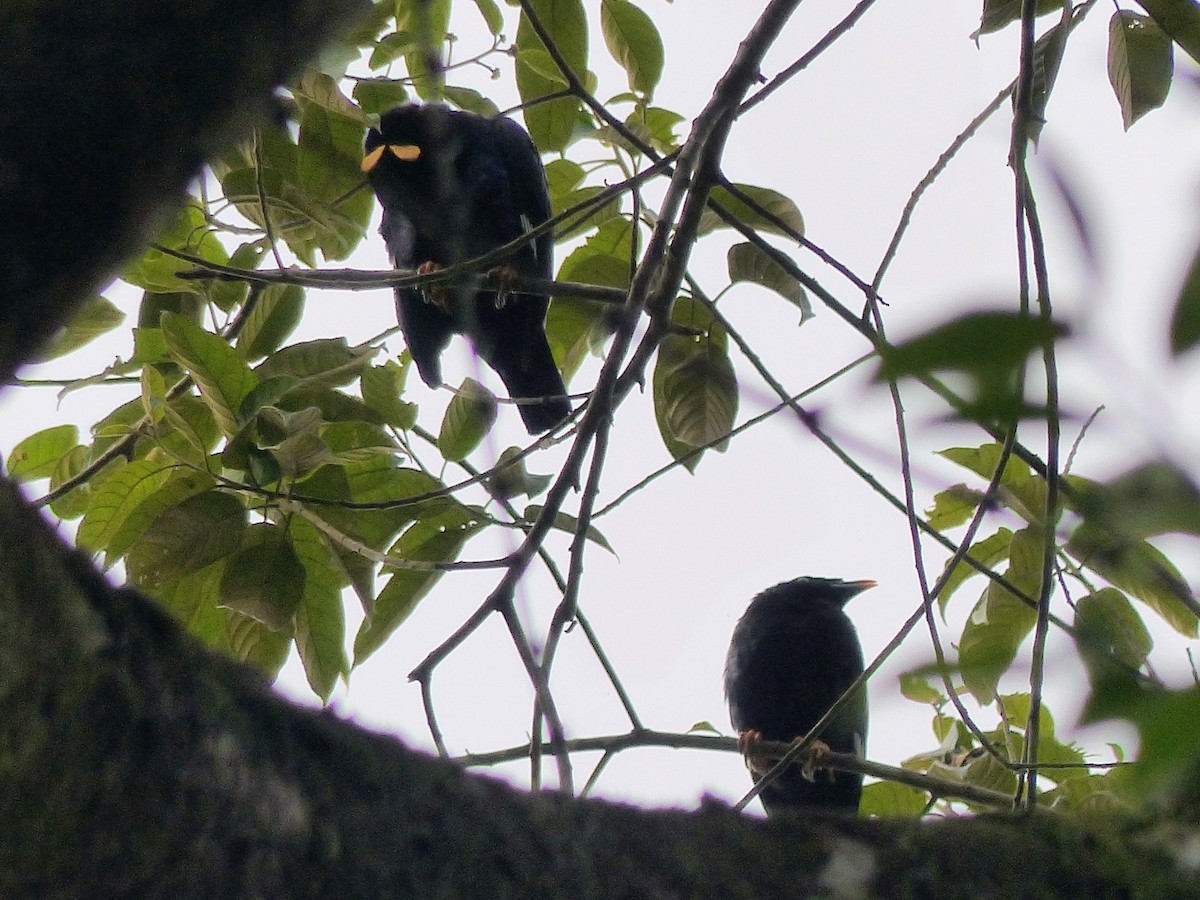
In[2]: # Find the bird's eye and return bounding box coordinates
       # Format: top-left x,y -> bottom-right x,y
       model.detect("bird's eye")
389,144 -> 421,162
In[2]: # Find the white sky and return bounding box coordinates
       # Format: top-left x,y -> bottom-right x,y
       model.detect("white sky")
4,1 -> 1200,812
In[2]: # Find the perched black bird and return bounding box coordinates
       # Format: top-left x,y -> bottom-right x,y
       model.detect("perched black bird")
362,104 -> 570,434
724,577 -> 872,816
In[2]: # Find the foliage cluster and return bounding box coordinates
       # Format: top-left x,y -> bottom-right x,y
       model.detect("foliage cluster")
5,0 -> 1200,816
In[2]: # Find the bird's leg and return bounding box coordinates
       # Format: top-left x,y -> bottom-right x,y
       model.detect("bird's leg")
487,263 -> 521,309
739,731 -> 835,782
736,730 -> 773,776
416,261 -> 453,312
800,739 -> 835,783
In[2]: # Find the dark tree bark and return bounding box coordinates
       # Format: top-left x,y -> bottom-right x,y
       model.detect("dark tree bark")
1,1 -> 1198,897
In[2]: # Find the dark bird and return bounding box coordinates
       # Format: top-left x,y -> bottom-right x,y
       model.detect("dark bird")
362,104 -> 570,434
724,577 -> 872,816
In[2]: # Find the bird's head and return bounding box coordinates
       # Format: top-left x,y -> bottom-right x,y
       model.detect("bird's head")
362,104 -> 429,176
760,577 -> 876,610
362,104 -> 469,222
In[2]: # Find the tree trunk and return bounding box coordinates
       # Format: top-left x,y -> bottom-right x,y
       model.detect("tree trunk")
1,1 -> 1198,896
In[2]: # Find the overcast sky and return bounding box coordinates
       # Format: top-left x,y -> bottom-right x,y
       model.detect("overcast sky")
4,1 -> 1200,812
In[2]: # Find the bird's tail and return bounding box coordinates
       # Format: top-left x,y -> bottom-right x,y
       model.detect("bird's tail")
492,336 -> 571,434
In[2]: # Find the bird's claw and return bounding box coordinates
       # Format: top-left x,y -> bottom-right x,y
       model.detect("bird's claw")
488,264 -> 520,309
800,739 -> 834,783
738,732 -> 835,783
417,261 -> 453,312
737,730 -> 772,776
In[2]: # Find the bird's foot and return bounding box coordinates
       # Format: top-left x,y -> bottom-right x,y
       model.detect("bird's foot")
417,261 -> 453,312
737,730 -> 773,777
487,264 -> 521,309
800,739 -> 834,783
738,732 -> 835,782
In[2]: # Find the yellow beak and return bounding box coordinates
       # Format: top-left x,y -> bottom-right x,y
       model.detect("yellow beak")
361,143 -> 422,173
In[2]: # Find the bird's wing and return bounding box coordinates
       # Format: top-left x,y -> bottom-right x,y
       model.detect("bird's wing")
490,116 -> 554,280
379,205 -> 416,268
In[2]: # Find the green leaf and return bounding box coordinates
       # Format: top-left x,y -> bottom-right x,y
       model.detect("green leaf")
926,484 -> 985,531
1066,527 -> 1197,637
472,0 -> 505,34
936,527 -> 1015,614
161,312 -> 259,438
254,338 -> 368,387
289,516 -> 350,699
1071,463 -> 1200,538
1024,16 -> 1071,147
659,342 -> 737,448
438,378 -> 498,461
7,425 -> 79,482
623,105 -> 684,154
545,158 -> 585,197
293,71 -> 369,125
236,285 -> 305,361
938,444 -> 1046,523
1076,588 -> 1153,671
1084,679 -> 1200,803
899,671 -> 945,705
1169,236 -> 1200,354
959,527 -> 1043,704
132,327 -> 172,367
361,360 -> 420,430
218,523 -> 306,630
104,468 -> 217,565
963,747 -> 1019,796
154,400 -> 220,472
653,297 -> 738,459
395,0 -> 451,98
368,30 -> 417,68
515,47 -> 571,87
859,781 -> 931,818
516,0 -> 588,151
47,445 -> 95,520
277,382 -> 381,423
726,242 -> 812,322
122,205 -> 229,293
313,462 -> 448,553
352,78 -> 410,116
523,504 -> 615,554
553,185 -> 623,242
600,0 -> 664,97
225,609 -> 292,677
973,0 -> 1065,38
697,184 -> 804,239
878,313 -> 1065,382
557,218 -> 637,288
125,491 -> 247,589
442,85 -> 501,118
354,504 -> 485,664
77,459 -> 174,556
545,297 -> 612,385
32,296 -> 125,362
1041,770 -> 1137,814
883,314 -> 1060,427
998,693 -> 1087,772
219,124 -> 373,266
1136,0 -> 1200,67
137,290 -> 202,327
1108,11 -> 1173,130
297,90 -> 370,191
258,406 -> 332,479
487,446 -> 552,500
153,564 -> 230,650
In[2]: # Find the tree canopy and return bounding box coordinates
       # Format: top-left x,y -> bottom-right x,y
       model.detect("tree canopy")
4,0 -> 1200,894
